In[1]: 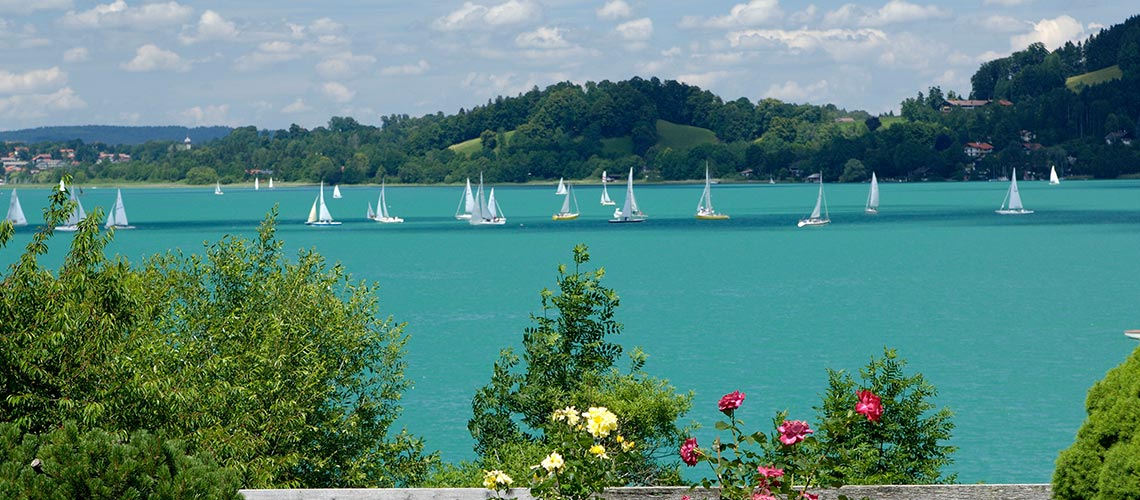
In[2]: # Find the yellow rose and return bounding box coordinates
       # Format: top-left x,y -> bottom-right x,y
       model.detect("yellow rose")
541,451 -> 564,473
483,470 -> 511,489
551,406 -> 580,426
588,444 -> 608,459
621,439 -> 635,452
582,406 -> 618,438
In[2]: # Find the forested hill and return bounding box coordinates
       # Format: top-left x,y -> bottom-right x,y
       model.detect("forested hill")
2,14 -> 1139,186
0,125 -> 232,146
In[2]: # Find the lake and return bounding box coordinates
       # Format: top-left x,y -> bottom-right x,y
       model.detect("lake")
3,178 -> 1138,483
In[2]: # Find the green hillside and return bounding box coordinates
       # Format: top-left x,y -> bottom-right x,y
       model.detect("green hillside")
1065,65 -> 1123,92
655,119 -> 718,149
450,120 -> 716,157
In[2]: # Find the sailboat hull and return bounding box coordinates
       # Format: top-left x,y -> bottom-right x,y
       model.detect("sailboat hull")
864,208 -> 878,214
608,218 -> 645,223
552,213 -> 580,221
305,220 -> 343,226
995,209 -> 1034,215
696,212 -> 729,220
797,218 -> 830,227
375,216 -> 404,223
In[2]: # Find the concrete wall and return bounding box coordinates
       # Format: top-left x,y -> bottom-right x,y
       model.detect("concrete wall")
241,484 -> 1052,500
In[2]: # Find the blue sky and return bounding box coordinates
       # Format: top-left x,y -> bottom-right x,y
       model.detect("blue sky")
0,1 -> 1134,131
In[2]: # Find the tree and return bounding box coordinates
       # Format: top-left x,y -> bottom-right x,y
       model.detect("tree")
838,158 -> 867,182
0,187 -> 436,489
468,244 -> 692,485
1054,346 -> 1140,500
812,348 -> 957,485
865,116 -> 882,132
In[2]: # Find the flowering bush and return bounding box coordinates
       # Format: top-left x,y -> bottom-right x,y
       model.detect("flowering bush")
681,388 -> 883,500
487,405 -> 635,500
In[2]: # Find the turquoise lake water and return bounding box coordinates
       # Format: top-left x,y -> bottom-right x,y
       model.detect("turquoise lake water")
4,179 -> 1140,483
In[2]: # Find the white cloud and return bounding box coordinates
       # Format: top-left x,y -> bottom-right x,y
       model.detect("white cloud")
380,60 -> 430,76
62,46 -> 90,62
316,52 -> 377,79
234,41 -> 302,71
462,71 -> 569,99
0,0 -> 70,14
596,0 -> 631,20
516,27 -> 570,48
675,70 -> 732,89
61,0 -> 193,30
728,28 -> 887,60
662,46 -> 682,57
0,67 -> 68,94
616,18 -> 653,41
824,1 -> 943,27
179,104 -> 230,126
309,17 -> 342,35
1011,15 -> 1085,50
121,44 -> 190,72
681,0 -> 783,29
281,98 -> 311,114
789,5 -> 818,24
181,10 -> 238,44
433,0 -> 540,31
0,87 -> 86,119
979,15 -> 1028,33
763,79 -> 829,102
984,0 -> 1030,5
322,82 -> 355,103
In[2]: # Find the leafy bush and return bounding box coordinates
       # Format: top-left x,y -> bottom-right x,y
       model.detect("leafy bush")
0,421 -> 240,499
0,184 -> 435,488
1053,346 -> 1140,500
468,244 -> 692,486
811,348 -> 956,485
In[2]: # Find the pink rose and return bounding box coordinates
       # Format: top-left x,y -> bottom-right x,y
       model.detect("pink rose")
801,493 -> 819,500
751,492 -> 778,500
718,391 -> 745,413
777,419 -> 813,446
756,466 -> 784,479
855,389 -> 883,422
682,496 -> 691,500
680,437 -> 700,466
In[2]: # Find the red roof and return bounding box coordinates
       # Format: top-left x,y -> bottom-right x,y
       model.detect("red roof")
965,142 -> 993,150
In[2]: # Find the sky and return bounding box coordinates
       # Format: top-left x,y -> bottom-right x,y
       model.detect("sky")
0,0 -> 1134,132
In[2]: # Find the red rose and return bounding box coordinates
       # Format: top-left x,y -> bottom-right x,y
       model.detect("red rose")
718,391 -> 745,413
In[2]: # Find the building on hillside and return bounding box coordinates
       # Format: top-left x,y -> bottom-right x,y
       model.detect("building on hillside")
941,99 -> 1014,112
964,142 -> 994,158
181,136 -> 192,150
1105,130 -> 1133,146
1023,142 -> 1044,154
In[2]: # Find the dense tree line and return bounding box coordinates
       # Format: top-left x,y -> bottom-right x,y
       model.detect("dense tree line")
4,16 -> 1139,185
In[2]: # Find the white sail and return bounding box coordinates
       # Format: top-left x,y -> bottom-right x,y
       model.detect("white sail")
255,177 -> 260,190
996,168 -> 1033,214
367,202 -> 376,219
469,174 -> 505,225
56,186 -> 87,231
554,184 -> 581,220
865,172 -> 880,213
455,178 -> 475,220
5,189 -> 26,226
1049,165 -> 1060,185
555,177 -> 567,195
610,168 -> 645,223
306,181 -> 342,225
332,184 -> 343,199
269,177 -> 274,189
375,180 -> 403,223
560,187 -> 572,213
105,189 -> 132,229
487,188 -> 500,219
600,171 -> 614,205
797,174 -> 830,227
215,181 -> 223,195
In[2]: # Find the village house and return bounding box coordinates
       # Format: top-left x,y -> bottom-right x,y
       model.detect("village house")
1105,130 -> 1133,146
964,141 -> 994,158
941,99 -> 1014,113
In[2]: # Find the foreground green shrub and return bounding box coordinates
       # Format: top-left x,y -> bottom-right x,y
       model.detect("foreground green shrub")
1054,346 -> 1140,500
812,348 -> 956,484
468,244 -> 691,487
0,421 -> 240,499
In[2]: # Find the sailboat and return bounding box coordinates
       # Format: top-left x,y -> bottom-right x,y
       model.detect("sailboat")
609,168 -> 646,223
469,174 -> 506,226
254,177 -> 260,190
55,185 -> 87,231
695,163 -> 729,220
553,183 -> 580,220
306,182 -> 342,225
600,170 -> 615,206
373,180 -> 404,223
5,189 -> 27,226
214,181 -> 223,195
332,184 -> 343,199
996,168 -> 1033,215
865,172 -> 880,214
455,178 -> 475,220
797,174 -> 830,227
269,177 -> 275,189
366,202 -> 376,220
104,189 -> 134,229
1049,165 -> 1060,185
555,177 -> 568,195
